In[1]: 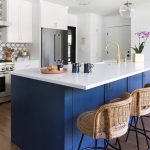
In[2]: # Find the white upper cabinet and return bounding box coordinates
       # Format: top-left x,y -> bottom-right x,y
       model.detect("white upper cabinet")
7,0 -> 32,43
20,0 -> 32,43
7,0 -> 19,43
40,0 -> 68,30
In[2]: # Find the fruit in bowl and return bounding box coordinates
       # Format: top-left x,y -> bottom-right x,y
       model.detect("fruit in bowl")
47,66 -> 58,71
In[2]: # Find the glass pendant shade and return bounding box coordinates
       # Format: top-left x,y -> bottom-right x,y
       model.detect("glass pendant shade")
119,2 -> 135,18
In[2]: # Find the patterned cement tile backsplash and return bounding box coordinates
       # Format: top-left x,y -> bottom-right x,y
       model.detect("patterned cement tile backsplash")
0,43 -> 31,59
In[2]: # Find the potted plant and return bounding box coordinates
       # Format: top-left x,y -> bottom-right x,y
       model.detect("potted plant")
132,31 -> 150,62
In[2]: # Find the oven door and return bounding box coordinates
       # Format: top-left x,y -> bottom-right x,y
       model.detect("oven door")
0,73 -> 11,98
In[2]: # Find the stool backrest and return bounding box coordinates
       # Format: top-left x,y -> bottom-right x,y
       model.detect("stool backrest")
93,93 -> 132,139
131,87 -> 150,116
144,83 -> 150,88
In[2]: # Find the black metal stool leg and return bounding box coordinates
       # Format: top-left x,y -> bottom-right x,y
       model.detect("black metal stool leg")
78,134 -> 84,150
126,117 -> 134,142
115,139 -> 117,145
141,117 -> 150,148
94,140 -> 98,150
104,139 -> 107,150
134,117 -> 140,150
104,139 -> 108,150
117,138 -> 122,150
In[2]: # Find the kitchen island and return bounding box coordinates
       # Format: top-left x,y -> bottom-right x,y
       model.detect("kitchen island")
11,61 -> 150,150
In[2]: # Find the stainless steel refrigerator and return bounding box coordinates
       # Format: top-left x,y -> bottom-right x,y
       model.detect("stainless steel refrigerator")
41,28 -> 68,67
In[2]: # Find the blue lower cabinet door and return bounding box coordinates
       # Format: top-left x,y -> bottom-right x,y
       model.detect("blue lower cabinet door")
105,78 -> 127,103
72,86 -> 105,150
128,73 -> 143,92
143,71 -> 150,87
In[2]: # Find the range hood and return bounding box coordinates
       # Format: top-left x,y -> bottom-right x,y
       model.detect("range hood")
0,20 -> 10,28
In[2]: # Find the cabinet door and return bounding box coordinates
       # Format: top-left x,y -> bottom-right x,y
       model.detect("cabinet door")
41,1 -> 56,29
7,0 -> 32,43
7,0 -> 20,42
143,71 -> 150,87
40,0 -> 68,30
128,73 -> 143,92
56,5 -> 68,30
20,0 -> 32,43
105,78 -> 127,103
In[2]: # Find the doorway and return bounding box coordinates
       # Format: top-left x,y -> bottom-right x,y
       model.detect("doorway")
68,26 -> 76,64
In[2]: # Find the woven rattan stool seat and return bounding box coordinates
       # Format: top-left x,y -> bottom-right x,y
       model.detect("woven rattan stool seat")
77,93 -> 132,150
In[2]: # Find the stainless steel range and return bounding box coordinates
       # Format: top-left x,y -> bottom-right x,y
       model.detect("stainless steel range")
0,60 -> 14,103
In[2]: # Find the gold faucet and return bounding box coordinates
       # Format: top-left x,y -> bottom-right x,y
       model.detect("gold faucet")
124,51 -> 127,63
105,42 -> 121,64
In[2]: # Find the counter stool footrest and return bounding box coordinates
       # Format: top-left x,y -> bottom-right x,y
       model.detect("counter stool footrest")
129,128 -> 150,141
141,116 -> 150,118
126,116 -> 150,149
133,127 -> 150,133
81,146 -> 105,150
107,138 -> 122,150
78,136 -> 121,150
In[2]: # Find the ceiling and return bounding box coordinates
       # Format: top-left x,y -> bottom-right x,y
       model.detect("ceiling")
45,0 -> 149,16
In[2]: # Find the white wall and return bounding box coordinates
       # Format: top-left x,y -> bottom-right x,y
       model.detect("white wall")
68,14 -> 78,27
104,15 -> 131,60
77,13 -> 105,63
131,2 -> 150,61
77,13 -> 92,63
105,15 -> 131,28
77,14 -> 131,63
90,14 -> 105,62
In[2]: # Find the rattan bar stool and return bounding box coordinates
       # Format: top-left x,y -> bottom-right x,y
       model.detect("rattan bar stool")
77,93 -> 132,150
143,83 -> 150,118
144,83 -> 150,88
126,86 -> 150,150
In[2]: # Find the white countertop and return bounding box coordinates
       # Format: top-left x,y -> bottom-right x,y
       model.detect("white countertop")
11,61 -> 150,90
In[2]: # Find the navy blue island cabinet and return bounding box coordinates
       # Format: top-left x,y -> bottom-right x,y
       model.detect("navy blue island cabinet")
11,75 -> 105,150
127,73 -> 143,92
11,71 -> 150,150
143,70 -> 150,86
105,78 -> 127,103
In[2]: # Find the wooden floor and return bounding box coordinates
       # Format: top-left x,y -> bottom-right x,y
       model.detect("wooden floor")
0,102 -> 20,150
0,102 -> 149,150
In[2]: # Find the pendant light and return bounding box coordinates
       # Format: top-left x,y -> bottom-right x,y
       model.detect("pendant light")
119,1 -> 135,18
75,0 -> 93,5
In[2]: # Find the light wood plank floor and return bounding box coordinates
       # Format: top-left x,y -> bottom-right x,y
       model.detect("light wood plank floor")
0,102 -> 20,150
0,102 -> 149,150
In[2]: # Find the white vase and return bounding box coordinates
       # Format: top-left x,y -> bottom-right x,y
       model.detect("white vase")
133,53 -> 144,62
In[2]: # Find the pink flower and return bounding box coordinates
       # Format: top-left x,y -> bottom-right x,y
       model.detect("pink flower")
136,31 -> 150,38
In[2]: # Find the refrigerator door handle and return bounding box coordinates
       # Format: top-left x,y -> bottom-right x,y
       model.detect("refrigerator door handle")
54,34 -> 57,62
54,34 -> 62,62
58,34 -> 62,60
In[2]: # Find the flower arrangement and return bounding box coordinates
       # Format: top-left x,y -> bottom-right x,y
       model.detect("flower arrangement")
132,31 -> 150,53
